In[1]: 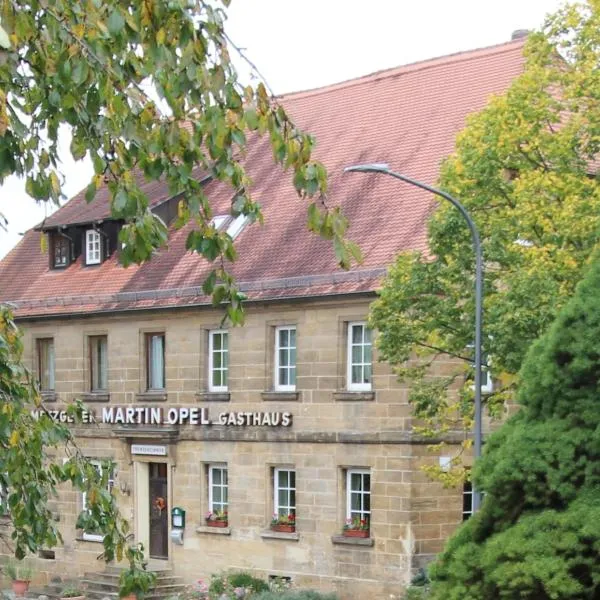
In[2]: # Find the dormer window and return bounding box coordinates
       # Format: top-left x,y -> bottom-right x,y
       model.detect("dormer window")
86,229 -> 102,265
53,236 -> 70,268
226,214 -> 250,240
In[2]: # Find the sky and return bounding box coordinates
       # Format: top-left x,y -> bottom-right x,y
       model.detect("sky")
0,0 -> 567,260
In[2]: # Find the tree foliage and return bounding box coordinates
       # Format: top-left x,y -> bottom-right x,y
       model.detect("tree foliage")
0,0 -> 360,324
429,255 -> 600,599
0,306 -> 137,567
369,0 -> 600,466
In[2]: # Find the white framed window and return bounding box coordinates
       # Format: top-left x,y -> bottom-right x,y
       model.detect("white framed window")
210,215 -> 230,229
481,354 -> 493,394
275,326 -> 296,391
208,464 -> 228,515
274,468 -> 296,518
226,214 -> 250,240
82,461 -> 114,542
209,330 -> 228,392
0,477 -> 9,516
86,229 -> 102,265
346,469 -> 371,525
347,322 -> 372,391
462,478 -> 473,521
89,335 -> 108,392
146,333 -> 165,390
37,338 -> 55,391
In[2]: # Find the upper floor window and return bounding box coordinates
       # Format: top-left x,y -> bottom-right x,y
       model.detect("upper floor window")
89,336 -> 108,392
209,330 -> 228,392
53,236 -> 70,268
226,214 -> 250,240
347,322 -> 372,391
37,338 -> 55,391
86,230 -> 102,265
275,326 -> 296,391
146,333 -> 165,390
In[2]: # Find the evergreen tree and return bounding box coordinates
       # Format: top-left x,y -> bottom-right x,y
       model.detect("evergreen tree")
429,257 -> 600,599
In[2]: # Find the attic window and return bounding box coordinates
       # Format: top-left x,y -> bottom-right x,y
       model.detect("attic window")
86,229 -> 102,265
226,214 -> 250,240
53,236 -> 70,268
211,215 -> 230,229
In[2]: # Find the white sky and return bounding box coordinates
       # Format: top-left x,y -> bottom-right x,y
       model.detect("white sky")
0,0 -> 567,260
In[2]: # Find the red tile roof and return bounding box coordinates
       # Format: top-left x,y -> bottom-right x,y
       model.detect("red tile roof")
0,39 -> 526,319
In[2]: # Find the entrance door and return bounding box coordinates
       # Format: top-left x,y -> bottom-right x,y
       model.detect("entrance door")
149,462 -> 168,559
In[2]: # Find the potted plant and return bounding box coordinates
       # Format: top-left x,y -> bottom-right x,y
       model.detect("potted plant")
270,512 -> 296,533
60,584 -> 86,600
205,509 -> 228,528
4,559 -> 33,597
342,516 -> 369,538
118,564 -> 157,600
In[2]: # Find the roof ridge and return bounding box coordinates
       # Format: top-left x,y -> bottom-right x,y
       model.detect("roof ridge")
279,38 -> 526,101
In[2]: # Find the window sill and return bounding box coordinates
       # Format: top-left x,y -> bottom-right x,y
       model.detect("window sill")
331,535 -> 374,547
136,391 -> 168,402
41,391 -> 57,403
333,391 -> 375,401
196,525 -> 231,535
196,391 -> 231,402
260,530 -> 299,541
80,392 -> 110,403
75,530 -> 103,543
261,391 -> 300,402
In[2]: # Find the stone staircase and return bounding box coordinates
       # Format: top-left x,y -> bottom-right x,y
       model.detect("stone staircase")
81,566 -> 186,600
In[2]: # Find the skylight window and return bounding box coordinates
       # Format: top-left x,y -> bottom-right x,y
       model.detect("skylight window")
211,215 -> 229,230
226,214 -> 250,240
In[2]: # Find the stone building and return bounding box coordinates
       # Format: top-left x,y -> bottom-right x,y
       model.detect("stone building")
0,37 -> 526,598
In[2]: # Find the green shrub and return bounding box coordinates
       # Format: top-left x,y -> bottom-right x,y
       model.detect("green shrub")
208,571 -> 269,596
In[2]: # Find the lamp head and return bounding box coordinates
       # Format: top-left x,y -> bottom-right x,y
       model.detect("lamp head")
344,163 -> 390,174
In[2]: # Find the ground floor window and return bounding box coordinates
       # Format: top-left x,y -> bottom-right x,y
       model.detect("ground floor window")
346,468 -> 370,531
273,468 -> 296,525
208,464 -> 228,520
81,461 -> 114,542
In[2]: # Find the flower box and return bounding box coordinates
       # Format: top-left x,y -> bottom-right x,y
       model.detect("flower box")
271,523 -> 296,533
205,519 -> 228,528
343,529 -> 369,538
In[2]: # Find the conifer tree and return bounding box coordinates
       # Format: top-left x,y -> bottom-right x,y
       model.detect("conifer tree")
429,256 -> 600,599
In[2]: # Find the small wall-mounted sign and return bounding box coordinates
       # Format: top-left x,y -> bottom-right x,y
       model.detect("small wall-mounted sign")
131,444 -> 168,456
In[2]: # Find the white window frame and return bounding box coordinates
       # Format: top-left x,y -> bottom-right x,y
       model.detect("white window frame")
346,468 -> 371,524
226,214 -> 250,240
82,460 -> 114,542
462,478 -> 473,521
346,322 -> 372,391
86,229 -> 102,265
208,464 -> 228,514
0,477 -> 8,516
274,468 -> 296,518
208,330 -> 228,392
274,326 -> 296,392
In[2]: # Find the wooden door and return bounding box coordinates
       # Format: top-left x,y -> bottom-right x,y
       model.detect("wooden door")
149,462 -> 168,559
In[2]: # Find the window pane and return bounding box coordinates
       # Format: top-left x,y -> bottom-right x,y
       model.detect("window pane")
279,470 -> 288,487
222,333 -> 228,350
214,352 -> 222,369
364,364 -> 372,383
279,329 -> 288,347
351,493 -> 361,511
213,334 -> 221,351
213,487 -> 222,503
352,345 -> 362,364
213,469 -> 221,485
278,489 -> 287,507
351,472 -> 362,491
289,367 -> 296,385
222,469 -> 228,485
222,486 -> 228,503
290,329 -> 296,347
289,489 -> 296,507
279,348 -> 288,367
351,325 -> 363,344
289,471 -> 296,487
365,342 -> 372,363
149,335 -> 165,389
364,494 -> 370,512
364,474 -> 370,490
221,369 -> 228,387
352,365 -> 361,384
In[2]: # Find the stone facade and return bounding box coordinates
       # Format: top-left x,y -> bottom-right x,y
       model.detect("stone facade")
6,296 -> 466,599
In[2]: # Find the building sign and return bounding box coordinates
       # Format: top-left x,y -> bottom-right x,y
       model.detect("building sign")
131,444 -> 168,456
32,406 -> 293,428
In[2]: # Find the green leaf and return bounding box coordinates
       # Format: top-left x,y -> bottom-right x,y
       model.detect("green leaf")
107,10 -> 125,35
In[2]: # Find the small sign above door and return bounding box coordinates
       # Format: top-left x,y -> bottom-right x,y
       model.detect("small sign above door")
132,444 -> 167,456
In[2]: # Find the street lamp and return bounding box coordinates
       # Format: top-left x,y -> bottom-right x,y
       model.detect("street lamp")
344,163 -> 484,512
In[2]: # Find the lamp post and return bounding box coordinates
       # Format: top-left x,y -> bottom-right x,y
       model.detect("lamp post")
344,163 -> 484,512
